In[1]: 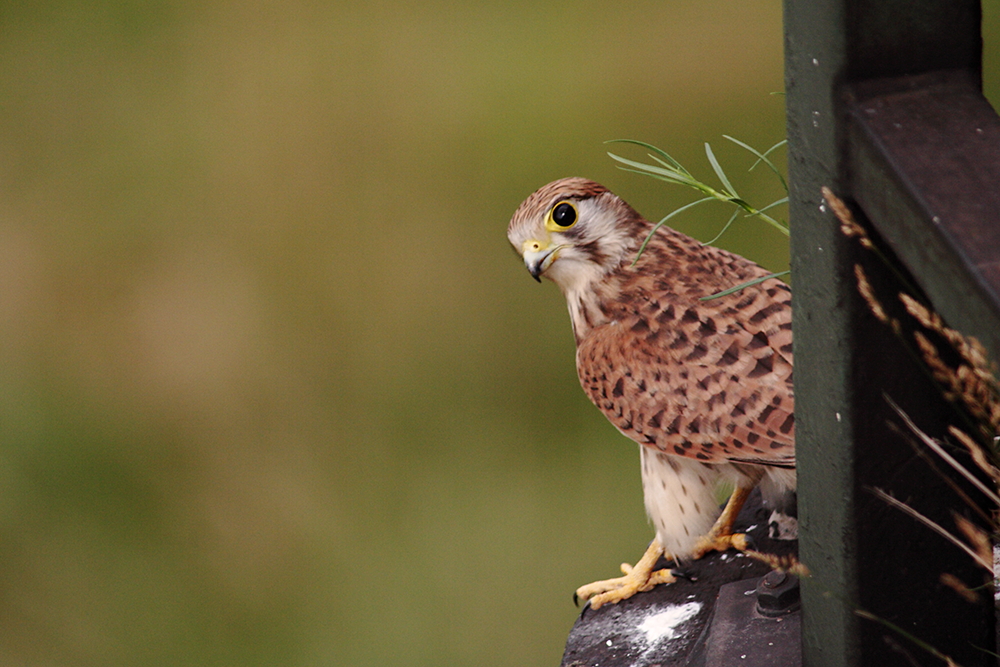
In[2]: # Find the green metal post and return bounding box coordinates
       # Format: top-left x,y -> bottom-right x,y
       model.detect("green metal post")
785,1 -> 998,666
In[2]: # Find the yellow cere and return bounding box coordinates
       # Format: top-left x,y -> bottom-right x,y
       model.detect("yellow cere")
522,238 -> 547,255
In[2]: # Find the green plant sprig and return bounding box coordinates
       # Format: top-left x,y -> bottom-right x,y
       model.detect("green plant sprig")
607,138 -> 789,262
606,137 -> 790,297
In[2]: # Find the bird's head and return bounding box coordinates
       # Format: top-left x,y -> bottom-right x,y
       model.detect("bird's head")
507,178 -> 645,294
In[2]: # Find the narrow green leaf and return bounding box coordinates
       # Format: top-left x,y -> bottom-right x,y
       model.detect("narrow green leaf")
648,153 -> 693,179
699,271 -> 790,300
607,152 -> 691,186
703,209 -> 741,246
749,211 -> 791,236
632,196 -> 716,264
761,139 -> 788,157
705,142 -> 737,196
757,197 -> 790,215
608,153 -> 712,195
723,135 -> 788,193
606,139 -> 685,171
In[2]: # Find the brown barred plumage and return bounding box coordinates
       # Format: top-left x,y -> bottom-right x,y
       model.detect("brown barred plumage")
508,177 -> 795,609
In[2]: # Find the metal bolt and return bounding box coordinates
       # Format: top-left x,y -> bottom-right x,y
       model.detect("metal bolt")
756,572 -> 800,617
761,571 -> 787,589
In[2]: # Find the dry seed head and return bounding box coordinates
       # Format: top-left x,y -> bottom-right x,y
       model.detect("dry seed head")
824,187 -> 873,249
913,331 -> 959,401
948,426 -> 1000,484
939,572 -> 980,604
854,264 -> 892,327
902,292 -> 1000,434
955,366 -> 1000,432
745,550 -> 810,578
827,186 -> 999,437
953,513 -> 993,571
900,293 -> 994,377
900,292 -> 939,330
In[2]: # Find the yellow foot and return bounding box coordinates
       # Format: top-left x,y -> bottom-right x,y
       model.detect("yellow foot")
574,538 -> 675,610
575,485 -> 758,610
690,484 -> 755,560
690,531 -> 750,560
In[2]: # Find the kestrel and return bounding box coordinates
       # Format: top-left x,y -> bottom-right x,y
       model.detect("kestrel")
508,178 -> 795,609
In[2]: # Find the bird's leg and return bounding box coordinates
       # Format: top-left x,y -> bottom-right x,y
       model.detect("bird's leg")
575,487 -> 755,609
690,484 -> 753,559
574,537 -> 676,610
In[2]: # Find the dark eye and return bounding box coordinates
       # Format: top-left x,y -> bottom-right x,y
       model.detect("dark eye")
550,201 -> 577,228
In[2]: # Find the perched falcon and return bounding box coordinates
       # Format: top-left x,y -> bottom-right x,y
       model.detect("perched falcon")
508,178 -> 795,609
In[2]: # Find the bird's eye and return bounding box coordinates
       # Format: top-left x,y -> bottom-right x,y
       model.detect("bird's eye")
547,201 -> 578,230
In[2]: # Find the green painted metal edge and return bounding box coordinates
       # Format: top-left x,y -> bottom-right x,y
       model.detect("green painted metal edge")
783,2 -> 859,665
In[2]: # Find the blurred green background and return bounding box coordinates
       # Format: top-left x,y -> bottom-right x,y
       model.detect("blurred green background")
1,2 -> 998,666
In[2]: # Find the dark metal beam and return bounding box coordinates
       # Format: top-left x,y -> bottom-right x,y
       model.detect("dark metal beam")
784,2 -> 857,663
846,69 -> 1000,362
785,1 -> 999,666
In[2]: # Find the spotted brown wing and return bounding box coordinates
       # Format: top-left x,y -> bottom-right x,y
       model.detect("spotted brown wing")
576,278 -> 795,467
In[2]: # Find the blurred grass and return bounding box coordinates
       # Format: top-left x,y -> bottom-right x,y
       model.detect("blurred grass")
0,2 -> 997,666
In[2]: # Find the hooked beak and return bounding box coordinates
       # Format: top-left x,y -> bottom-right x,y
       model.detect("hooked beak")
522,241 -> 560,282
